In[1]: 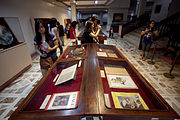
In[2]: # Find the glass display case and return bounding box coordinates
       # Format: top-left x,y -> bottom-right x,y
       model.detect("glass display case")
10,44 -> 179,120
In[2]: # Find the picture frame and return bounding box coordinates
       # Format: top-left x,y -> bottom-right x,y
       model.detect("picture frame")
113,13 -> 123,22
0,17 -> 19,50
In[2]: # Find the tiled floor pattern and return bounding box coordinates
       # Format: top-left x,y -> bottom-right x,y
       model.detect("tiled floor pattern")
0,29 -> 180,119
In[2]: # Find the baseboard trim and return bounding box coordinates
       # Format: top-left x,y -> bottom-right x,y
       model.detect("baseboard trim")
0,64 -> 32,92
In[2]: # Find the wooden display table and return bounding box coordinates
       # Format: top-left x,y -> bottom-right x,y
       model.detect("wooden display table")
10,44 -> 179,120
77,31 -> 107,44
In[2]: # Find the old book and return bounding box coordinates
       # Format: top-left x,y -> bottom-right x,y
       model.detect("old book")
55,64 -> 77,85
97,52 -> 107,57
111,92 -> 149,110
104,65 -> 129,75
46,91 -> 79,110
107,53 -> 118,58
107,75 -> 138,89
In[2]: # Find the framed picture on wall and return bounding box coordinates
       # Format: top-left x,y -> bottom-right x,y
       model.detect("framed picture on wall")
0,17 -> 19,50
113,13 -> 123,22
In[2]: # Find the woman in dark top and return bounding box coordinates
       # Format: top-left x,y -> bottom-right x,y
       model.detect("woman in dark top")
50,18 -> 63,54
140,20 -> 158,61
82,21 -> 101,44
34,20 -> 58,75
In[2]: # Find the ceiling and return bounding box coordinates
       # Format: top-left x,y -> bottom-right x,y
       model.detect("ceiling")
56,0 -> 115,13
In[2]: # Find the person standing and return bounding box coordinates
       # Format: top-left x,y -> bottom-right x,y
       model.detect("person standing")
109,26 -> 114,38
82,21 -> 101,44
57,21 -> 65,46
64,23 -> 70,39
140,20 -> 158,61
70,21 -> 77,45
34,20 -> 58,75
50,18 -> 63,54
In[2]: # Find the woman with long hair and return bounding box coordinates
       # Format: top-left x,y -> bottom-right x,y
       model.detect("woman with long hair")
81,20 -> 101,44
140,20 -> 158,61
34,20 -> 58,75
50,18 -> 63,54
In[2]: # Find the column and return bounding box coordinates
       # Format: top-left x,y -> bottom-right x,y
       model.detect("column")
137,0 -> 146,17
70,0 -> 77,21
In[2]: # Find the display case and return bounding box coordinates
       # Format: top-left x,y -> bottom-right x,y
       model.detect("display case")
10,44 -> 179,120
77,31 -> 107,44
61,45 -> 87,59
97,59 -> 178,120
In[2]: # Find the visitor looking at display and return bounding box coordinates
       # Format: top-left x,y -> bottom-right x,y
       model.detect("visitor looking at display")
82,20 -> 101,44
34,20 -> 58,75
50,18 -> 63,54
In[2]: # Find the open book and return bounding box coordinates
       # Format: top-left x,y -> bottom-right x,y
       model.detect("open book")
55,64 -> 77,86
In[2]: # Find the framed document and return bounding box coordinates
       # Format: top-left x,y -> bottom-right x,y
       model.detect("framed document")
46,91 -> 79,110
107,53 -> 118,58
104,65 -> 129,76
107,75 -> 138,89
111,92 -> 149,110
97,52 -> 107,57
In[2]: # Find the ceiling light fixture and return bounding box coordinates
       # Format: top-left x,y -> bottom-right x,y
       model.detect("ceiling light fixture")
94,0 -> 98,4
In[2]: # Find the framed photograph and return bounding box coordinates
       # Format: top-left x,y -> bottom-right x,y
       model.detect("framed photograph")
107,53 -> 118,58
113,13 -> 123,22
111,92 -> 149,110
46,91 -> 79,110
107,75 -> 138,89
104,65 -> 129,76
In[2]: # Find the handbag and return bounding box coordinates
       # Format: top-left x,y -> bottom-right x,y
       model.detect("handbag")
40,57 -> 53,70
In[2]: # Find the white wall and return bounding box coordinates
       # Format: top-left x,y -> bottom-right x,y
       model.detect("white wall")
81,14 -> 92,20
107,0 -> 130,30
0,0 -> 71,55
102,13 -> 108,23
150,0 -> 171,22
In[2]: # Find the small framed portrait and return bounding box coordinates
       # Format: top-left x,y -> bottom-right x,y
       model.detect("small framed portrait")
113,13 -> 123,22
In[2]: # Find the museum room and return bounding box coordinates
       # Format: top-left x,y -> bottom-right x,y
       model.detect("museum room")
0,0 -> 180,119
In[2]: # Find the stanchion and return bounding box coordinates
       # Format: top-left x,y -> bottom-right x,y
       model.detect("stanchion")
164,51 -> 180,78
147,43 -> 157,65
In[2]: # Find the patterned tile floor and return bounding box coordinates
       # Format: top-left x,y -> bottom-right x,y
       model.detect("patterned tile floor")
0,29 -> 180,120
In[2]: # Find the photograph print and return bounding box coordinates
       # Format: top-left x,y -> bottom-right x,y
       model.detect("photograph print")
52,95 -> 70,107
46,91 -> 79,110
111,92 -> 149,110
